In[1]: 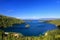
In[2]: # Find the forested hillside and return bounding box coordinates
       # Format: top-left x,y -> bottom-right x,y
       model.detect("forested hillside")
0,15 -> 24,28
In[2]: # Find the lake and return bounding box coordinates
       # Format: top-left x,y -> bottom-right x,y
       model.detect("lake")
4,20 -> 57,36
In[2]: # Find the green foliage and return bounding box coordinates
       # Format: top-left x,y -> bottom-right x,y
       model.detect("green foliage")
0,29 -> 60,40
43,29 -> 60,40
0,15 -> 24,28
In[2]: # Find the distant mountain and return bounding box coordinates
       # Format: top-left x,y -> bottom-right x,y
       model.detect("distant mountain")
39,18 -> 59,20
23,18 -> 60,21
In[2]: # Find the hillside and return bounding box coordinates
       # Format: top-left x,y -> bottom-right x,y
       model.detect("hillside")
0,15 -> 24,28
48,19 -> 60,26
43,29 -> 60,40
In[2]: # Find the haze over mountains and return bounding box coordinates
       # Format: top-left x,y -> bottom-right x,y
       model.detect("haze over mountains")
23,18 -> 59,20
39,18 -> 59,20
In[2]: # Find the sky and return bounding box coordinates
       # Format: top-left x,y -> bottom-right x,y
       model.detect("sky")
0,0 -> 60,19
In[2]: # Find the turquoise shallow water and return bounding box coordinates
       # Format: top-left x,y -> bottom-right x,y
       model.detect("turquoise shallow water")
4,20 -> 57,36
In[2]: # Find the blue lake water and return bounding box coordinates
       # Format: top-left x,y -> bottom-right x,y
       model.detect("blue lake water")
4,20 -> 57,36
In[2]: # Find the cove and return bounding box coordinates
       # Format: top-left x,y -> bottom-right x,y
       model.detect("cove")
4,20 -> 57,36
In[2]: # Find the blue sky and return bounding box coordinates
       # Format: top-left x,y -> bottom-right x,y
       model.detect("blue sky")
0,0 -> 60,19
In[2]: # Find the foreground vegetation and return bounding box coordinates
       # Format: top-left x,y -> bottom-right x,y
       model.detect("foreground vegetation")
0,29 -> 60,40
43,29 -> 60,40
